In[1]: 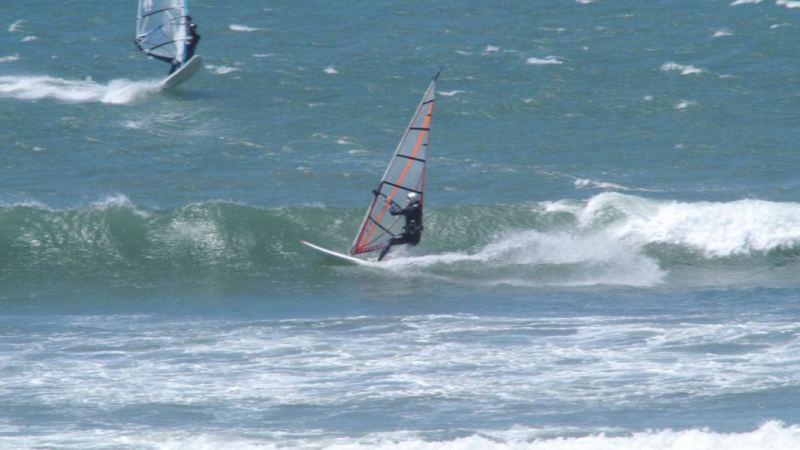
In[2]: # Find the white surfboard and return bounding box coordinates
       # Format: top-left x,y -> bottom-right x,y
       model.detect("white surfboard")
299,240 -> 373,266
162,55 -> 203,90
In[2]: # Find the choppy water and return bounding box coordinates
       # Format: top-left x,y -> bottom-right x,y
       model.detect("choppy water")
4,0 -> 800,449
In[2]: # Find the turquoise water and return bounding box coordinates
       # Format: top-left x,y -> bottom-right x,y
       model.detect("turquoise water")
4,0 -> 800,448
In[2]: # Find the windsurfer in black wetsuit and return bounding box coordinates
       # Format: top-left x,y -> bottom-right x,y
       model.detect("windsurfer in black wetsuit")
378,192 -> 423,261
168,16 -> 201,74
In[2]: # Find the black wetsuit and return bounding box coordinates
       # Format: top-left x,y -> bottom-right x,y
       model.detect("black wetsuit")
168,19 -> 201,74
185,20 -> 201,60
378,200 -> 422,261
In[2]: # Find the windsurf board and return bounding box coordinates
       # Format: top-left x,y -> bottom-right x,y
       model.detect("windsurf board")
162,55 -> 203,90
299,240 -> 373,266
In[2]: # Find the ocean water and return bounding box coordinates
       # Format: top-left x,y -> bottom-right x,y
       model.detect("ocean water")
3,0 -> 800,448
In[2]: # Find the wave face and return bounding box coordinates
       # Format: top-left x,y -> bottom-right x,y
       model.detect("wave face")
4,193 -> 800,290
0,75 -> 160,104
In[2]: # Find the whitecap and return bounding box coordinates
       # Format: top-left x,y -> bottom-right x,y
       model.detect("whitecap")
661,62 -> 704,75
574,178 -> 631,191
0,55 -> 19,63
438,90 -> 464,97
21,35 -> 37,42
713,29 -> 733,37
323,65 -> 338,75
777,0 -> 800,8
675,99 -> 697,109
229,24 -> 260,32
526,56 -> 563,65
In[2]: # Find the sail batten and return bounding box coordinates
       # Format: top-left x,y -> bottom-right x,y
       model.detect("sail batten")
136,0 -> 190,65
350,75 -> 438,256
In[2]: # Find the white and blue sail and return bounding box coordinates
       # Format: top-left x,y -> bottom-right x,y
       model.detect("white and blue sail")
135,0 -> 190,67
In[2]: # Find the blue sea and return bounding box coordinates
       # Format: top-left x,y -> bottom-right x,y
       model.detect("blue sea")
3,0 -> 800,448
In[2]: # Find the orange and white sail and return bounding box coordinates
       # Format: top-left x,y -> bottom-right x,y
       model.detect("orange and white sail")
350,70 -> 440,256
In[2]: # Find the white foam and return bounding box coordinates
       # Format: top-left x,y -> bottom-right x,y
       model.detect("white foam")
6,310 -> 800,448
3,422 -> 800,450
661,62 -> 704,75
731,0 -> 763,4
576,0 -> 595,3
88,195 -> 151,218
324,65 -> 338,75
574,178 -> 630,191
438,90 -> 464,97
713,29 -> 733,37
205,65 -> 240,75
675,99 -> 697,109
0,75 -> 160,104
579,192 -> 800,257
526,56 -> 563,65
385,228 -> 666,287
777,0 -> 800,8
229,24 -> 260,32
384,193 -> 800,286
321,422 -> 800,449
21,35 -> 37,42
8,20 -> 24,33
0,54 -> 19,63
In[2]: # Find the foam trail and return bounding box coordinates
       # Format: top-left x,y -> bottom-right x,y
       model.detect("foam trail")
388,229 -> 666,287
0,76 -> 161,104
205,65 -> 240,75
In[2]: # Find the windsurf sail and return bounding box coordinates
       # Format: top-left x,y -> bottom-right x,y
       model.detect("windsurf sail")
135,0 -> 190,66
350,70 -> 440,256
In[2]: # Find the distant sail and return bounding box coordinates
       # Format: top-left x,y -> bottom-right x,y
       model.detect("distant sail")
135,0 -> 190,66
351,71 -> 439,256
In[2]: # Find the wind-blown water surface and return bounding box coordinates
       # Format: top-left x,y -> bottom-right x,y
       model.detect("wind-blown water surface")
3,0 -> 800,448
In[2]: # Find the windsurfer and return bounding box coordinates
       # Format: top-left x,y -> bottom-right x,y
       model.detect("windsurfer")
168,16 -> 200,74
185,16 -> 201,60
378,192 -> 423,261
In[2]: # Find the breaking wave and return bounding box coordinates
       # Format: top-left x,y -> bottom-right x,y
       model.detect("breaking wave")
1,421 -> 798,449
3,193 -> 800,289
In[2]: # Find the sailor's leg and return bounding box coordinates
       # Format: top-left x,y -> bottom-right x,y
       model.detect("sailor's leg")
378,244 -> 392,261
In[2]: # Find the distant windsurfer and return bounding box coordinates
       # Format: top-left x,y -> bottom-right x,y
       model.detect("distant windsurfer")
378,192 -> 423,261
168,16 -> 201,74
